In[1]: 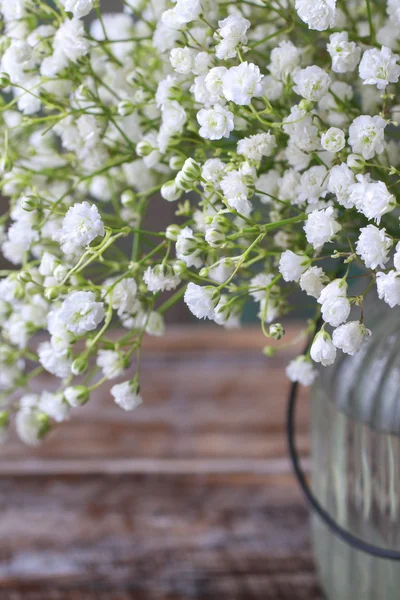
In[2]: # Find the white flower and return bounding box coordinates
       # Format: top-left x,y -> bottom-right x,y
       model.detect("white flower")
60,0 -> 94,18
300,266 -> 328,298
111,380 -> 143,411
161,180 -> 183,202
16,400 -> 49,446
327,163 -> 356,208
170,47 -> 194,74
286,355 -> 317,386
304,206 -> 341,249
204,67 -> 227,104
184,283 -> 219,319
202,158 -> 226,187
48,18 -> 89,74
359,46 -> 400,90
376,271 -> 400,307
310,331 -> 336,366
64,386 -> 89,407
176,226 -> 202,268
249,273 -> 275,302
327,32 -> 361,73
293,66 -> 331,102
237,132 -> 276,161
146,311 -> 165,337
222,62 -> 264,106
321,127 -> 345,153
197,104 -> 234,140
256,170 -> 280,202
318,279 -> 350,327
158,100 -> 187,151
388,0 -> 400,24
356,225 -> 392,269
269,41 -> 300,81
215,14 -> 250,60
348,115 -> 386,160
143,265 -> 181,293
279,250 -> 310,282
282,105 -> 320,152
96,350 -> 124,380
295,0 -> 336,31
220,169 -> 253,216
39,391 -> 69,423
59,291 -> 105,335
349,175 -> 395,223
394,242 -> 400,271
56,201 -> 104,255
296,165 -> 328,205
332,321 -> 371,355
38,342 -> 71,378
111,278 -> 138,314
261,75 -> 283,101
174,0 -> 202,24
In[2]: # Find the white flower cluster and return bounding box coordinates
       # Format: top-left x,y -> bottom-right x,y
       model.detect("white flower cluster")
0,0 -> 398,444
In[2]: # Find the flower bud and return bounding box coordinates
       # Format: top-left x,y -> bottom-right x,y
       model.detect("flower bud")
269,323 -> 285,340
21,194 -> 39,212
173,260 -> 187,276
175,158 -> 202,191
71,356 -> 89,376
166,224 -> 180,241
0,72 -> 10,89
298,98 -> 313,112
117,99 -> 135,117
54,264 -> 68,282
121,189 -> 137,207
45,286 -> 60,301
161,180 -> 183,202
64,385 -> 89,407
263,346 -> 276,357
347,153 -> 365,170
136,139 -> 154,157
14,282 -> 25,300
17,271 -> 32,284
205,227 -> 226,248
37,413 -> 51,440
169,155 -> 185,171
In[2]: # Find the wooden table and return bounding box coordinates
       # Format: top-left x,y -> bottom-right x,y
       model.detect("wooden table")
0,326 -> 323,599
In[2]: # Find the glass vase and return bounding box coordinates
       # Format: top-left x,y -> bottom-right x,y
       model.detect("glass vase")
311,306 -> 400,599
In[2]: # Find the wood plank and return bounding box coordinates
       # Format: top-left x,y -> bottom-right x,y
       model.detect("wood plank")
0,473 -> 322,599
1,326 -> 311,466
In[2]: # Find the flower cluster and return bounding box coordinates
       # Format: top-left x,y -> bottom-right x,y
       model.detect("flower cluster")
0,0 -> 399,443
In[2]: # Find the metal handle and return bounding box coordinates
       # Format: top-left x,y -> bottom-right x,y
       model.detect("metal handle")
287,376 -> 400,560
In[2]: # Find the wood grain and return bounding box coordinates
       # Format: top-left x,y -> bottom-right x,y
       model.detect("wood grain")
0,325 -> 322,599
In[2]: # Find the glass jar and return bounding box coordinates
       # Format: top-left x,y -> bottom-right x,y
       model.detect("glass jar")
311,306 -> 400,599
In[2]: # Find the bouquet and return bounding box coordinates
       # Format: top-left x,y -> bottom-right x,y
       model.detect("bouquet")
0,0 -> 399,445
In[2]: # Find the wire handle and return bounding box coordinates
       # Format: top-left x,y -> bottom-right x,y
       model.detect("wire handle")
287,378 -> 400,561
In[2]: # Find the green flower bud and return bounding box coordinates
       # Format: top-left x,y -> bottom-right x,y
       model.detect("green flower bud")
169,155 -> 185,171
173,260 -> 187,276
263,346 -> 276,357
161,180 -> 183,202
269,323 -> 285,340
17,271 -> 32,284
136,139 -> 154,157
21,194 -> 39,212
347,153 -> 365,170
166,224 -> 180,241
45,286 -> 60,301
71,356 -> 89,376
121,189 -> 137,207
0,72 -> 10,89
64,385 -> 89,407
117,99 -> 135,117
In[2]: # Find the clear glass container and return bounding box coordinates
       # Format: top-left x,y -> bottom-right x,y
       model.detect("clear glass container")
311,306 -> 400,599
